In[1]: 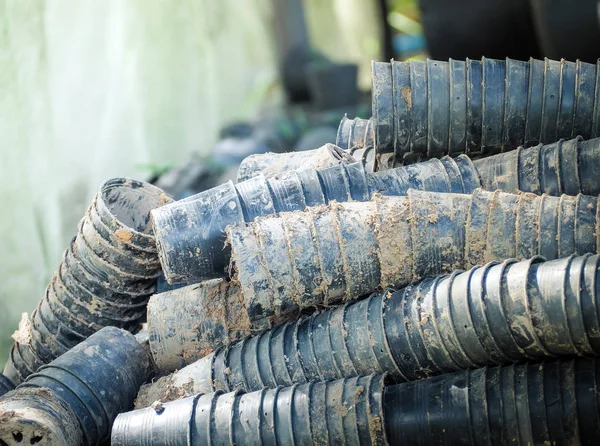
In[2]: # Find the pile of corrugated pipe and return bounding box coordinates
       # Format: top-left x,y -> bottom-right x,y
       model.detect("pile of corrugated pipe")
2,56 -> 600,445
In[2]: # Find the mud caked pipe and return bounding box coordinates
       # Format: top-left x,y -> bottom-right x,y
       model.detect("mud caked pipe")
154,132 -> 600,285
473,135 -> 600,196
117,358 -> 600,446
0,387 -> 83,445
228,189 -> 600,322
336,116 -> 375,151
236,143 -> 355,182
152,155 -> 480,284
0,327 -> 152,446
113,374 -> 387,446
146,279 -> 265,373
3,178 -> 171,385
372,57 -> 600,162
139,254 -> 600,403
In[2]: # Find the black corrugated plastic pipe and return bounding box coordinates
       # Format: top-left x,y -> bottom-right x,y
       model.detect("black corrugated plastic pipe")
336,116 -> 392,171
372,57 -> 600,163
236,143 -> 356,182
116,358 -> 600,445
0,387 -> 83,445
472,136 -> 600,195
153,134 -> 600,285
0,327 -> 152,446
140,254 -> 599,398
336,116 -> 375,151
228,190 -> 599,321
383,358 -> 600,445
3,178 -> 171,385
114,374 -> 387,445
151,157 -> 478,284
0,372 -> 15,397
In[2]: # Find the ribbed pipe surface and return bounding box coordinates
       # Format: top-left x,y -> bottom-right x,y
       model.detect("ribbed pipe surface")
140,254 -> 600,400
372,57 -> 600,162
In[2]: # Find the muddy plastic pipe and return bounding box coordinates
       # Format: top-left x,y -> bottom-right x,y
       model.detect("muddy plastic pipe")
0,388 -> 83,445
145,277 -> 301,373
152,157 -> 480,283
0,372 -> 14,397
0,327 -> 152,446
146,279 -> 258,373
139,254 -> 599,400
473,136 -> 600,196
117,358 -> 600,445
228,190 -> 600,322
336,116 -> 375,151
113,374 -> 387,445
236,143 -> 356,182
154,132 -> 600,285
2,178 -> 171,385
372,57 -> 600,162
383,358 -> 600,445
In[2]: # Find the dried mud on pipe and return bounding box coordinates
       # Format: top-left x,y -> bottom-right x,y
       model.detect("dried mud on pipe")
147,279 -> 252,373
226,189 -> 600,322
0,387 -> 83,446
236,143 -> 354,182
473,136 -> 600,196
116,374 -> 388,446
137,254 -> 600,407
146,278 -> 299,373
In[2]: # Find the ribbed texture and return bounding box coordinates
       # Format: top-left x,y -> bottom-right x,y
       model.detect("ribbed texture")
372,57 -> 600,162
3,178 -> 170,385
236,143 -> 353,182
384,358 -> 600,445
113,375 -> 388,446
18,327 -> 152,446
0,372 -> 15,397
137,254 -> 600,406
474,136 -> 600,196
153,132 -> 600,286
152,158 -> 478,284
228,190 -> 599,321
153,163 -> 370,283
336,116 -> 375,151
146,279 -> 257,373
367,154 -> 480,196
0,387 -> 83,445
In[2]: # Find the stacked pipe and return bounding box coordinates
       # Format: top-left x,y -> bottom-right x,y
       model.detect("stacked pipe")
140,254 -> 600,398
153,135 -> 600,285
226,190 -> 599,321
0,372 -> 14,397
3,178 -> 172,384
115,358 -> 600,446
147,187 -> 600,372
371,57 -> 600,164
236,143 -> 356,182
4,55 -> 600,446
0,327 -> 152,445
336,116 -> 374,151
